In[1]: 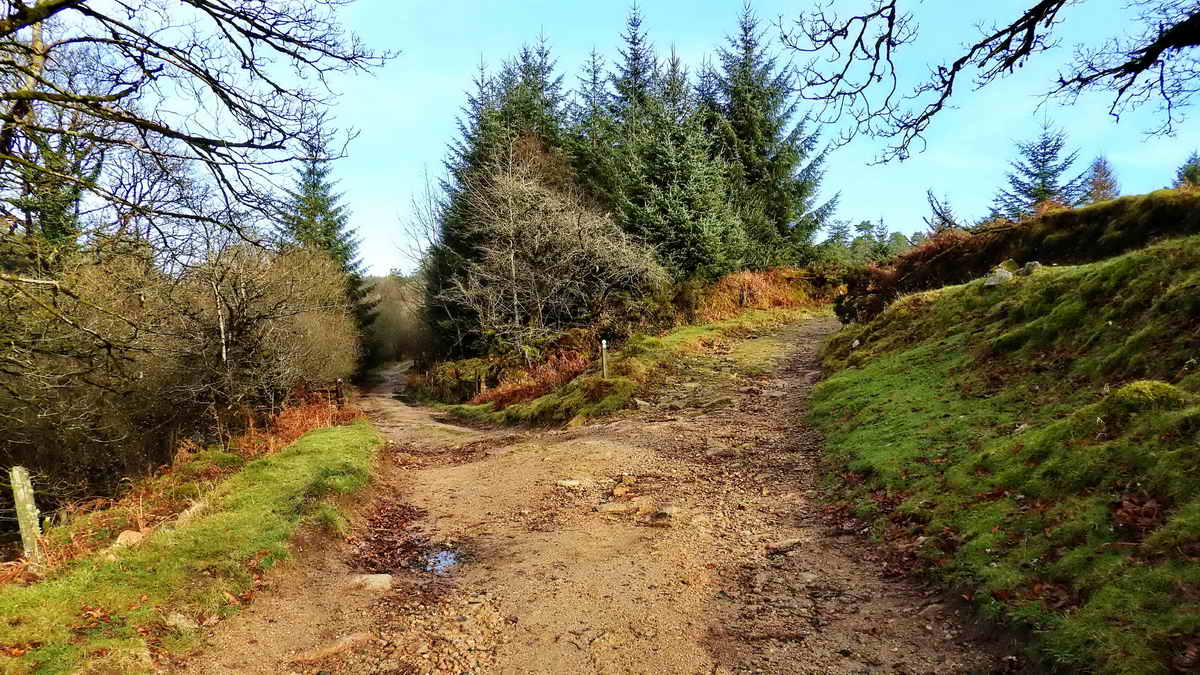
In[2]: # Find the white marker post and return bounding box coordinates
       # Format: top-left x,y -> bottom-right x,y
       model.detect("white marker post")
601,340 -> 609,379
10,466 -> 44,570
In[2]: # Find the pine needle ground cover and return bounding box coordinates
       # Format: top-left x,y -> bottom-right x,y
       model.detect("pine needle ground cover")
811,235 -> 1200,673
0,422 -> 380,674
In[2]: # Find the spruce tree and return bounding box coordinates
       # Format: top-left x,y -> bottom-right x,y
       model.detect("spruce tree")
1082,156 -> 1120,203
617,101 -> 747,279
1174,151 -> 1200,188
426,39 -> 569,354
992,121 -> 1086,219
715,2 -> 833,263
611,6 -> 658,116
281,136 -> 375,342
568,49 -> 619,208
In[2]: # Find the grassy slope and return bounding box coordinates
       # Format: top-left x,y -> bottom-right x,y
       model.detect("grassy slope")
810,235 -> 1200,674
0,422 -> 380,674
446,307 -> 823,426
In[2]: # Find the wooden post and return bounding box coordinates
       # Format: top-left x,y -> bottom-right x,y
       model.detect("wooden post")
334,378 -> 345,409
10,467 -> 43,570
601,340 -> 609,379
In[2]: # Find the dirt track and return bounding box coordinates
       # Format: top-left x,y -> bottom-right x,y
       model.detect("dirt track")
180,316 -> 1024,674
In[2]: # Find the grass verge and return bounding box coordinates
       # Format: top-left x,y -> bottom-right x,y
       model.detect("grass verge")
446,307 -> 823,426
0,421 -> 381,674
810,235 -> 1200,674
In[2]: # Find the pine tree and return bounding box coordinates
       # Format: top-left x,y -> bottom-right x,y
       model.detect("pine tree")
568,48 -> 619,208
715,2 -> 833,263
427,39 -> 570,354
617,103 -> 747,278
611,6 -> 658,116
1174,150 -> 1200,188
1082,155 -> 1120,203
281,135 -> 375,343
659,46 -> 690,122
992,121 -> 1086,219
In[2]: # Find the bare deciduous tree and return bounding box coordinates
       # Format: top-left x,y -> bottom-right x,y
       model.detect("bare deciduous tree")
782,1 -> 1200,161
439,148 -> 667,353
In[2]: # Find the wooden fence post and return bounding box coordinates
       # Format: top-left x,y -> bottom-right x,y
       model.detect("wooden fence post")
601,340 -> 609,379
10,467 -> 44,570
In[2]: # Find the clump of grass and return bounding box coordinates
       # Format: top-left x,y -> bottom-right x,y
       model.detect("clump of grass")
0,422 -> 380,674
811,234 -> 1200,673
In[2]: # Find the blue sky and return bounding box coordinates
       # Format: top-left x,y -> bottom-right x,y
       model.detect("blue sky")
328,1 -> 1199,275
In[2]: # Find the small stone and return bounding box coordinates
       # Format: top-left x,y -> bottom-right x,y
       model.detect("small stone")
998,258 -> 1020,273
345,574 -> 394,592
598,502 -> 634,514
1018,261 -> 1043,276
767,538 -> 803,553
705,396 -> 736,409
633,398 -> 653,411
556,479 -> 584,489
114,530 -> 144,547
649,506 -> 678,526
612,486 -> 631,497
983,268 -> 1014,287
164,612 -> 198,633
293,633 -> 375,664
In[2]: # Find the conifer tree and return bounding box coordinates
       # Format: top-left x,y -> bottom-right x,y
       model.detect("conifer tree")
659,46 -> 691,122
1174,151 -> 1200,188
715,2 -> 833,263
992,121 -> 1086,219
617,101 -> 747,278
612,6 -> 658,116
1082,155 -> 1120,203
568,49 -> 619,208
281,135 -> 375,342
426,39 -> 569,353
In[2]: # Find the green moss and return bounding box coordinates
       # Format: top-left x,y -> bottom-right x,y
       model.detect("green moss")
0,422 -> 381,674
812,235 -> 1200,674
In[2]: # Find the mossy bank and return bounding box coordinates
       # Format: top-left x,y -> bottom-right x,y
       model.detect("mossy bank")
0,422 -> 381,674
811,234 -> 1200,674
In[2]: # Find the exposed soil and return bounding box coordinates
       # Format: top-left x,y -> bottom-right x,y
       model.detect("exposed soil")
178,316 -> 1029,674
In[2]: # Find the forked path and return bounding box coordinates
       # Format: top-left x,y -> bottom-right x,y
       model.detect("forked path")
181,316 -> 1023,674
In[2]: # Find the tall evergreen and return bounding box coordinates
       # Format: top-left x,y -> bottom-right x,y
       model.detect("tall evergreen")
992,121 -> 1086,219
568,48 -> 619,207
1174,150 -> 1200,188
611,6 -> 658,116
281,136 -> 374,340
616,97 -> 747,278
715,2 -> 833,263
427,39 -> 569,354
659,46 -> 690,122
1082,156 -> 1120,203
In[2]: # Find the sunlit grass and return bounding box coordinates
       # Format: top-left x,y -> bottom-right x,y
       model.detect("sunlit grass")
0,422 -> 380,674
811,234 -> 1200,674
